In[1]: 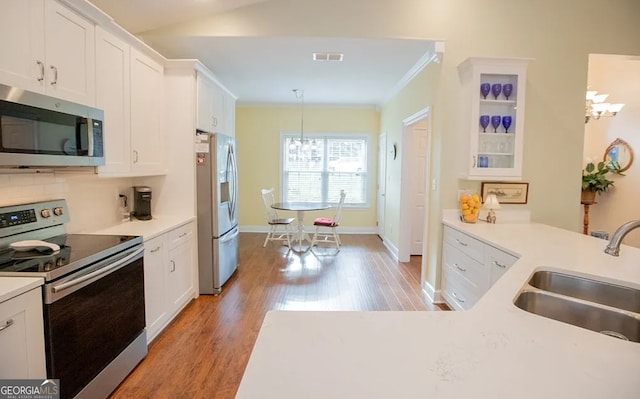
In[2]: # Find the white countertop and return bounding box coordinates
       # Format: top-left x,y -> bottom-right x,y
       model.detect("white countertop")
90,215 -> 196,242
0,277 -> 43,303
237,217 -> 640,398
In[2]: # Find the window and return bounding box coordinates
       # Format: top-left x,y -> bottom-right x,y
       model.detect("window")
282,133 -> 369,206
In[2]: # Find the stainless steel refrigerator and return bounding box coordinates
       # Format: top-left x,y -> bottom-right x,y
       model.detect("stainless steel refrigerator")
196,131 -> 239,294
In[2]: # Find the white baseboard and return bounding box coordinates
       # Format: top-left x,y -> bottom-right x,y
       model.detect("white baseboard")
422,280 -> 444,304
240,225 -> 377,234
382,238 -> 399,261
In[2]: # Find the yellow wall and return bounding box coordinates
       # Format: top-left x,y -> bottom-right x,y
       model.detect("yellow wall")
236,106 -> 380,229
374,1 -> 640,289
147,0 -> 640,290
583,55 -> 640,248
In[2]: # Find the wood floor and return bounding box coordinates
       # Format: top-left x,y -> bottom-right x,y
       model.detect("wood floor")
110,233 -> 447,399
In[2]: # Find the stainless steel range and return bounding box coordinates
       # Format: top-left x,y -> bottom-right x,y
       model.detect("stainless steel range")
0,199 -> 146,399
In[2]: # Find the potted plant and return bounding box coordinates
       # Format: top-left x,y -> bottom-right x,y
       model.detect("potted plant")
581,161 -> 623,204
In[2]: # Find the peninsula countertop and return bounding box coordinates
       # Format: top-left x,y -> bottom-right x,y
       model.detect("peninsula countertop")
236,217 -> 640,398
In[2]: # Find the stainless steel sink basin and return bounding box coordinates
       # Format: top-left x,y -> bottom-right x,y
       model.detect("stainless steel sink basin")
514,291 -> 640,342
528,271 -> 640,313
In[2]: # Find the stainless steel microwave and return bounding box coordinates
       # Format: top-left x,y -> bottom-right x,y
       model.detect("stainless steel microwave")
0,83 -> 104,167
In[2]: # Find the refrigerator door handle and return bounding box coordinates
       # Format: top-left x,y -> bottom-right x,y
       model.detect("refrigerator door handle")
227,144 -> 238,221
220,226 -> 239,243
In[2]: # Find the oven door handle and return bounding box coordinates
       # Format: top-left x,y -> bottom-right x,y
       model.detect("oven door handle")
52,247 -> 144,293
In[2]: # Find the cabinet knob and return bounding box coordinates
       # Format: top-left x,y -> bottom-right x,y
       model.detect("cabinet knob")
493,260 -> 507,268
451,292 -> 465,303
0,318 -> 15,332
455,238 -> 468,247
455,264 -> 467,272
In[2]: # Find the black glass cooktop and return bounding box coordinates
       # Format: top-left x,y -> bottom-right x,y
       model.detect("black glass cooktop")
0,234 -> 142,281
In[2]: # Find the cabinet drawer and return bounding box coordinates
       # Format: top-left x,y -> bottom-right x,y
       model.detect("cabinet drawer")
442,242 -> 488,294
145,235 -> 166,255
487,246 -> 519,286
443,226 -> 484,263
169,222 -> 194,249
443,268 -> 480,311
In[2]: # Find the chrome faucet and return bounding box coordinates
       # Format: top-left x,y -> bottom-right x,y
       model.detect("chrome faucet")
604,220 -> 640,256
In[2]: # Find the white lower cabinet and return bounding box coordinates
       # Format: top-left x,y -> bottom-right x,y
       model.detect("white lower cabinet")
143,234 -> 168,342
167,223 -> 195,311
0,287 -> 46,378
143,221 -> 196,342
442,225 -> 518,310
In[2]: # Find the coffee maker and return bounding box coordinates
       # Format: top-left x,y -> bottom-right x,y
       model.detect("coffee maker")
132,186 -> 152,220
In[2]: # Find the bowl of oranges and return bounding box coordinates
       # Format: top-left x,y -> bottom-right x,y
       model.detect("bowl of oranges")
459,192 -> 481,223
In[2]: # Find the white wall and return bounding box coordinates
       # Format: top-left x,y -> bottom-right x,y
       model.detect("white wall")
0,171 -> 134,233
583,54 -> 640,247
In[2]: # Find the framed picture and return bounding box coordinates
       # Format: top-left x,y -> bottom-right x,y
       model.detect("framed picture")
481,182 -> 529,204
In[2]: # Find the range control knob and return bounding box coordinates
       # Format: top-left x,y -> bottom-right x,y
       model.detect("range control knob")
41,209 -> 51,218
53,207 -> 64,216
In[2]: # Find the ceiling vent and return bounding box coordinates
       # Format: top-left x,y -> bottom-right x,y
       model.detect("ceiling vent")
313,52 -> 344,62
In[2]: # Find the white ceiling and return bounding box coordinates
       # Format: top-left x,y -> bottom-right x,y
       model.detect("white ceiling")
88,0 -> 435,106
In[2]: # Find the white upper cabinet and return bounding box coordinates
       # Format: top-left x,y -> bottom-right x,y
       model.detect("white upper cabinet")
96,30 -> 166,177
43,1 -> 95,105
0,0 -> 45,93
196,72 -> 235,137
95,26 -> 131,174
458,57 -> 530,181
0,0 -> 95,105
96,38 -> 166,177
197,74 -> 215,132
130,48 -> 166,174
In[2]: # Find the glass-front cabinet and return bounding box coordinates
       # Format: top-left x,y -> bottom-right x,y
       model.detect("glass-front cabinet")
458,57 -> 531,180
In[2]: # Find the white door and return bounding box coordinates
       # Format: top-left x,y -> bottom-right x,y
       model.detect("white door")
410,122 -> 428,255
377,134 -> 387,238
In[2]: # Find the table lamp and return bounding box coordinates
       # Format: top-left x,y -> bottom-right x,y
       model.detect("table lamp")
483,193 -> 501,224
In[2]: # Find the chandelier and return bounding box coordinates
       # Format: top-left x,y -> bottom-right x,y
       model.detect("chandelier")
585,90 -> 624,124
289,89 -> 316,151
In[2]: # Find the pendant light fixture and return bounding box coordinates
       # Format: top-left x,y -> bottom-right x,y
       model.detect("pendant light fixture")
292,89 -> 309,149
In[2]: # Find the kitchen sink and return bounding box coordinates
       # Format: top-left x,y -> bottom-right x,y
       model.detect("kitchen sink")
528,271 -> 640,313
515,291 -> 640,342
514,270 -> 640,343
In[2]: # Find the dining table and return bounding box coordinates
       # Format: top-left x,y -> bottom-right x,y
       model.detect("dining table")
271,202 -> 331,251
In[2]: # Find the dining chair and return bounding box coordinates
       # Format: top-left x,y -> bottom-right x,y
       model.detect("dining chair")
310,190 -> 346,251
260,188 -> 295,248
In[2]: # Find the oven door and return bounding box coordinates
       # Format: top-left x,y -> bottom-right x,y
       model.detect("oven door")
43,246 -> 145,399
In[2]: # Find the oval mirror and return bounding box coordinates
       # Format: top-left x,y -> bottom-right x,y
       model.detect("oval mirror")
604,138 -> 634,172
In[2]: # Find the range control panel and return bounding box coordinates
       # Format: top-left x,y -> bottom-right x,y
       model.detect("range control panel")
0,199 -> 69,237
0,209 -> 37,228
